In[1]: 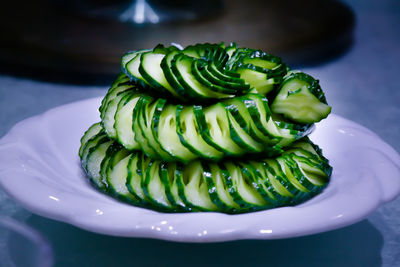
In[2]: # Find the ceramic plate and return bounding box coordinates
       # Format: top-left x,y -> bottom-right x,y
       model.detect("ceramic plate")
0,97 -> 399,242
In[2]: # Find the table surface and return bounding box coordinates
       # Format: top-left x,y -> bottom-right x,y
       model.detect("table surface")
1,0 -> 399,266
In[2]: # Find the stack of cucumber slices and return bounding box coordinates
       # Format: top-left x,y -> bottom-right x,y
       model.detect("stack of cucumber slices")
79,42 -> 333,213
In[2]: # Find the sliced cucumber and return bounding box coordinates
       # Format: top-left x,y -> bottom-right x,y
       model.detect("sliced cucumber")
79,122 -> 102,158
106,148 -> 140,204
142,160 -> 175,211
155,104 -> 198,163
81,42 -> 333,214
125,51 -> 151,88
223,161 -> 269,211
139,51 -> 183,99
236,68 -> 276,95
80,130 -> 107,170
191,59 -> 237,95
138,97 -> 174,161
204,162 -> 240,213
102,90 -> 132,139
196,103 -> 245,156
126,153 -> 150,205
171,54 -> 233,101
131,96 -> 160,159
100,82 -> 133,114
177,161 -> 218,211
271,72 -> 331,123
175,105 -> 222,160
80,131 -> 332,213
114,92 -> 141,150
85,136 -> 113,190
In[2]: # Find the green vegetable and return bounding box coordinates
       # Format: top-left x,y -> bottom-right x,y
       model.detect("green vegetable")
80,131 -> 331,213
79,42 -> 333,214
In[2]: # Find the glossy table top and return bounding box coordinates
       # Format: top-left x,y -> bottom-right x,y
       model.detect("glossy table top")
0,0 -> 399,266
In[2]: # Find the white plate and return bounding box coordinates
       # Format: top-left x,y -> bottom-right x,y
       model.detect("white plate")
0,97 -> 399,242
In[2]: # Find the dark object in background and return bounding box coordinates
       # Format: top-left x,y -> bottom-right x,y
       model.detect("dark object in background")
57,0 -> 224,23
0,0 -> 354,85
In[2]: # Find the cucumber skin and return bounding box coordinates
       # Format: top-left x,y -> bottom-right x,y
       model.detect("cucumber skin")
81,43 -> 333,214
80,128 -> 332,214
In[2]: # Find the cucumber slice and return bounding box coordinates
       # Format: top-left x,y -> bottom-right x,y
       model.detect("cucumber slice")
125,51 -> 151,88
226,110 -> 264,153
142,160 -> 175,211
236,67 -> 276,95
265,158 -> 310,203
171,54 -> 233,101
205,162 -> 240,213
236,162 -> 276,208
223,161 -> 269,211
271,72 -> 331,123
160,50 -> 187,98
203,62 -> 250,92
100,74 -> 131,114
247,160 -> 290,205
79,122 -> 102,158
106,148 -> 140,204
138,97 -> 174,161
107,154 -> 140,204
139,51 -> 183,99
121,49 -> 151,75
196,103 -> 245,156
85,138 -> 113,190
160,162 -> 186,211
177,161 -> 218,211
155,104 -> 198,163
191,60 -> 237,95
176,105 -> 223,161
102,90 -> 132,139
170,163 -> 189,210
131,96 -> 160,159
100,82 -> 134,115
114,92 -> 141,150
80,131 -> 107,170
126,153 -> 150,205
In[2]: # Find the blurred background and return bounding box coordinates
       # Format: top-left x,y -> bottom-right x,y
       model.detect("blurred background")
0,0 -> 354,84
1,0 -> 400,266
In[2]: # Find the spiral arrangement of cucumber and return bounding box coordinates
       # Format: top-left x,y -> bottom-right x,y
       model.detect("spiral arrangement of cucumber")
79,43 -> 332,213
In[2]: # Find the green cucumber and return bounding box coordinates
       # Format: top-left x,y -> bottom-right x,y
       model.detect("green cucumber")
271,72 -> 331,123
138,97 -> 174,161
125,51 -> 151,88
139,51 -> 183,99
142,160 -> 175,210
177,161 -> 218,211
80,130 -> 107,170
196,103 -> 245,156
126,153 -> 150,205
155,104 -> 198,163
131,96 -> 160,159
85,137 -> 113,190
176,105 -> 223,161
79,122 -> 102,158
171,54 -> 233,101
114,92 -> 141,150
191,59 -> 237,95
102,90 -> 132,139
